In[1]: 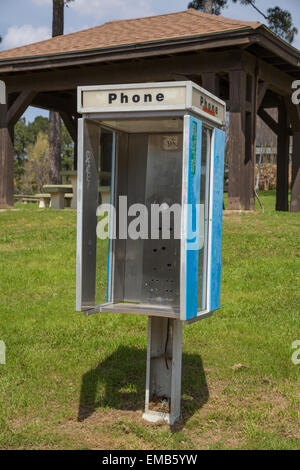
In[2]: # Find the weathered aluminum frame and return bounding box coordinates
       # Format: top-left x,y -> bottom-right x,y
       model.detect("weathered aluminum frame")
76,110 -> 219,322
76,90 -> 225,425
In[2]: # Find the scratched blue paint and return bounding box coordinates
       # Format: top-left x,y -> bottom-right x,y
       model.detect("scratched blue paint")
186,117 -> 202,320
106,133 -> 116,303
209,128 -> 225,312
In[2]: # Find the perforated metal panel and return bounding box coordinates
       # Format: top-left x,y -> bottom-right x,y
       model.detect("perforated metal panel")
142,134 -> 182,306
112,132 -> 183,308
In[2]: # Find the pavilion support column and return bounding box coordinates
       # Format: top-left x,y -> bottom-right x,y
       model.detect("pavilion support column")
228,70 -> 255,210
276,97 -> 289,212
291,132 -> 300,212
201,72 -> 220,96
59,111 -> 78,171
0,82 -> 14,208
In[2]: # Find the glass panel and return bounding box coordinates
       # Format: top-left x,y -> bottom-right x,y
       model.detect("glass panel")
94,124 -> 183,311
95,129 -> 113,305
197,126 -> 211,311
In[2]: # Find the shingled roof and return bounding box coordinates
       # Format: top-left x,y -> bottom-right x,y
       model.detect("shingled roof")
0,9 -> 262,61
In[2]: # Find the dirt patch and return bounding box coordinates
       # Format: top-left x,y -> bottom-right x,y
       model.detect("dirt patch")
148,396 -> 170,413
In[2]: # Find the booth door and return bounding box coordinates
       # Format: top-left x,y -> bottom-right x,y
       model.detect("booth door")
181,116 -> 225,321
76,119 -> 100,312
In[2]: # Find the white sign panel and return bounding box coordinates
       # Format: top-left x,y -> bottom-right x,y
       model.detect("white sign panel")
78,81 -> 226,126
82,86 -> 186,111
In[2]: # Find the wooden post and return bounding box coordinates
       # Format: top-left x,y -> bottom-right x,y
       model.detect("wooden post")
285,97 -> 300,213
201,72 -> 220,96
276,98 -> 289,212
0,81 -> 14,208
60,111 -> 78,171
228,70 -> 255,210
291,132 -> 300,212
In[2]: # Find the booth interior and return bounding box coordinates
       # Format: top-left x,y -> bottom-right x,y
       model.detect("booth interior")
87,114 -> 211,319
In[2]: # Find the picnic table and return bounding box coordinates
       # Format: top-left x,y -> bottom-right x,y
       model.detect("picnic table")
43,185 -> 73,210
61,171 -> 78,209
14,195 -> 40,204
61,171 -> 111,209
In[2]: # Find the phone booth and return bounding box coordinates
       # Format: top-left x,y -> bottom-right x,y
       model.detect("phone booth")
76,81 -> 226,424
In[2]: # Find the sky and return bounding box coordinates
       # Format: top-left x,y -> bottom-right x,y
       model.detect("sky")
1,0 -> 300,121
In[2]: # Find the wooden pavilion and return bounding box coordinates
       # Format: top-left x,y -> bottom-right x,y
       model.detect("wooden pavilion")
0,8 -> 299,211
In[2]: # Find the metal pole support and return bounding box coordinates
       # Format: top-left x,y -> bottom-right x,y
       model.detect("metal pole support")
143,316 -> 183,425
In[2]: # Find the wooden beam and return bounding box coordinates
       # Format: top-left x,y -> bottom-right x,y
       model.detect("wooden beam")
257,81 -> 268,109
59,111 -> 77,142
6,90 -> 36,126
276,97 -> 290,212
257,107 -> 279,135
228,69 -> 255,211
285,96 -> 300,133
258,30 -> 300,71
241,50 -> 294,96
291,131 -> 300,212
258,58 -> 293,96
0,82 -> 14,208
260,89 -> 280,109
4,50 -> 245,94
201,72 -> 220,96
59,111 -> 78,171
32,92 -> 77,115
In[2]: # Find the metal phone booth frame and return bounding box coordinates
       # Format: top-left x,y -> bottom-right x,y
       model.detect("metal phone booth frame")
76,81 -> 226,425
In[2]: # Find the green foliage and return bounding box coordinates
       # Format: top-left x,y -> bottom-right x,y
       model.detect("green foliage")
61,122 -> 74,171
14,118 -> 29,190
188,0 -> 298,44
14,115 -> 74,193
188,0 -> 227,15
22,132 -> 50,194
266,7 -> 298,44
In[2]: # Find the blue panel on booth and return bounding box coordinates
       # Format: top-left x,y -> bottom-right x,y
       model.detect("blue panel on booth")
106,134 -> 116,303
209,128 -> 225,312
186,116 -> 202,320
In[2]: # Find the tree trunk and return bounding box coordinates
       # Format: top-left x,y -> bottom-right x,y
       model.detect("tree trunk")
49,0 -> 64,184
0,97 -> 14,208
204,0 -> 213,14
52,0 -> 64,37
49,111 -> 61,184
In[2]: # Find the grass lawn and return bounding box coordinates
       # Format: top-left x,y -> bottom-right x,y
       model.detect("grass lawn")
0,191 -> 299,450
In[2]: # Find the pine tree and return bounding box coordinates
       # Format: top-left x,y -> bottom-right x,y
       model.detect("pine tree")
49,0 -> 74,184
188,0 -> 298,43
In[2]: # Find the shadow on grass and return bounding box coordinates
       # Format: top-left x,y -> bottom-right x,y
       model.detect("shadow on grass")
78,346 -> 208,429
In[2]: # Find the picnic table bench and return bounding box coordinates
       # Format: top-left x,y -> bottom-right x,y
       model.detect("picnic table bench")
99,186 -> 111,205
43,185 -> 73,209
14,194 -> 40,204
35,193 -> 51,208
60,171 -> 77,209
61,171 -> 111,209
